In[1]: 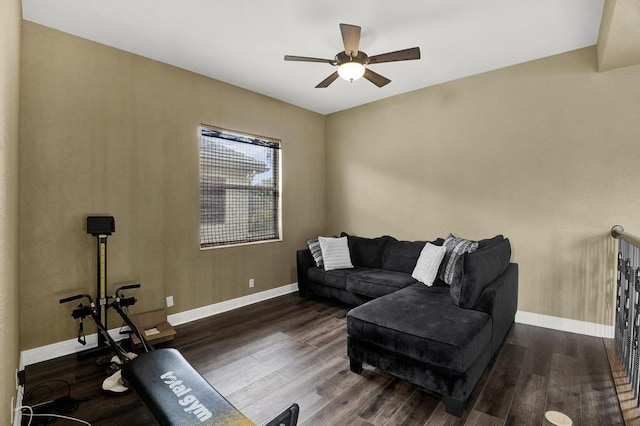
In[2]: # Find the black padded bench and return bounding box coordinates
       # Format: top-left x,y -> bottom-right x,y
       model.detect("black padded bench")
122,348 -> 299,425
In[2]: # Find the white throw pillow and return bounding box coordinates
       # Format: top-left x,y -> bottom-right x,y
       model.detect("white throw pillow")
318,236 -> 354,271
412,243 -> 447,286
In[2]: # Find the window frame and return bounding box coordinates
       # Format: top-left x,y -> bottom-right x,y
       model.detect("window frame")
198,124 -> 282,250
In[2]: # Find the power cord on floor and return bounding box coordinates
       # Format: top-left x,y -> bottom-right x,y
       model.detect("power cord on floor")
20,379 -> 93,426
19,405 -> 91,426
22,379 -> 71,404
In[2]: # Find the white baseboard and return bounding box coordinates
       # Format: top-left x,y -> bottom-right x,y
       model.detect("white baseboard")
515,310 -> 614,338
167,282 -> 299,326
13,385 -> 23,426
23,287 -> 611,367
20,327 -> 129,367
20,283 -> 299,367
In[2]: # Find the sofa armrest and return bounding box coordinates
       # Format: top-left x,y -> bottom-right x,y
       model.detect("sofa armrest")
472,263 -> 518,353
296,249 -> 315,297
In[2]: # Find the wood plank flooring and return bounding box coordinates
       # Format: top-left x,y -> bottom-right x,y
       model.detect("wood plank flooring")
605,340 -> 640,424
23,294 -> 623,425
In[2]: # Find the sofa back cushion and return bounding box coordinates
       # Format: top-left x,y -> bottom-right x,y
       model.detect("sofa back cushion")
342,233 -> 392,268
477,234 -> 504,249
450,238 -> 512,309
381,238 -> 444,274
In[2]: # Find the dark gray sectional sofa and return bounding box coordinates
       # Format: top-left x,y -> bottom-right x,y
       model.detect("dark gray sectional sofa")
296,233 -> 518,415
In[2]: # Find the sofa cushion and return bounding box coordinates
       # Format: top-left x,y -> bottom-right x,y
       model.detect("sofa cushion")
450,238 -> 512,308
341,233 -> 392,268
381,238 -> 444,274
477,234 -> 504,249
308,266 -> 368,290
439,234 -> 479,285
347,284 -> 491,373
318,236 -> 353,271
346,269 -> 417,299
412,243 -> 447,286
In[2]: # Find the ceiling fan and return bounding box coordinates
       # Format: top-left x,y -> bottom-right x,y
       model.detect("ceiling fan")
284,23 -> 421,88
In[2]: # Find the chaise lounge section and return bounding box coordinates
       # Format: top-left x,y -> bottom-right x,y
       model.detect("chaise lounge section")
296,233 -> 518,415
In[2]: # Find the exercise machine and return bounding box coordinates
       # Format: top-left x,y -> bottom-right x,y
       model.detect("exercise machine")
60,285 -> 299,425
60,286 -> 139,393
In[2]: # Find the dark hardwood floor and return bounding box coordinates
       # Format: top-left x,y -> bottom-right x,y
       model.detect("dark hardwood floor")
23,294 -> 623,425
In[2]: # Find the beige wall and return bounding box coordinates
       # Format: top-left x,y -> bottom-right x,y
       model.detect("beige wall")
18,18 -> 640,353
326,47 -> 640,326
19,22 -> 326,349
0,0 -> 22,417
598,0 -> 640,71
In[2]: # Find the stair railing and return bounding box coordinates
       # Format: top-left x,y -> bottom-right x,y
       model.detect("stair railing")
612,224 -> 640,406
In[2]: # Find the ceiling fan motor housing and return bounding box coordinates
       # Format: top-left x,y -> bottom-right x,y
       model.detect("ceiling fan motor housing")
335,51 -> 369,66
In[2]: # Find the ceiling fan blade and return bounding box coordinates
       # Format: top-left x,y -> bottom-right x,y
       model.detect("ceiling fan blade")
315,72 -> 339,88
340,23 -> 361,56
368,47 -> 421,64
284,55 -> 336,64
363,68 -> 391,87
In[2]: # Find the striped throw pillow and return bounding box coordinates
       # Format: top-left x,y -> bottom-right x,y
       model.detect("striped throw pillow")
439,234 -> 479,285
318,236 -> 354,271
306,238 -> 324,267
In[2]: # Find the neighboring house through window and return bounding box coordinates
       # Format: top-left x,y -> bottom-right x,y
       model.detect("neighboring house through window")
199,125 -> 281,248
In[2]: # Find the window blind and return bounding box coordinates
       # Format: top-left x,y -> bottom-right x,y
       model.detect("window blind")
199,126 -> 281,248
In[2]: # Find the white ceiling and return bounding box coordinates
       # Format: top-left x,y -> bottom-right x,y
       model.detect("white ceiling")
22,0 -> 605,115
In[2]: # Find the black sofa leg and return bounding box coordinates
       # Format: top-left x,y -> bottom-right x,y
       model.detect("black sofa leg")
443,396 -> 466,416
349,358 -> 363,374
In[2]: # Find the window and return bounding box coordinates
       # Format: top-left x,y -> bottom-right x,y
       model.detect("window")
199,125 -> 281,249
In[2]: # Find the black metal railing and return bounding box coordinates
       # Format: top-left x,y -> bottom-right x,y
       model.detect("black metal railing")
612,224 -> 640,406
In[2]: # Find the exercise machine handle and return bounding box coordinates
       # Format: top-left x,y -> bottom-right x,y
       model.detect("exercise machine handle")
59,294 -> 91,304
117,283 -> 140,292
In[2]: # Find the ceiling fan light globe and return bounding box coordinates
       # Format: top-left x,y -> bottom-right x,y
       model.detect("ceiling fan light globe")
338,62 -> 365,82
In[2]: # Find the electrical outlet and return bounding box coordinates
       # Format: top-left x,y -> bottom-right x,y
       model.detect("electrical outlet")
249,279 -> 255,288
166,296 -> 174,308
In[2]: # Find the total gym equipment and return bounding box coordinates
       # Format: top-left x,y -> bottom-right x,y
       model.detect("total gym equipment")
59,285 -> 141,394
60,285 -> 299,425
